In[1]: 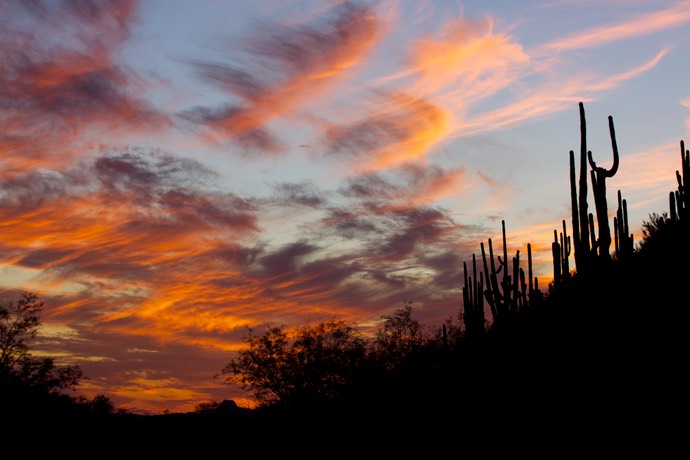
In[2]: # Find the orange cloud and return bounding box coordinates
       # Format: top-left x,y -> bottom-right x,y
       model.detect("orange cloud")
179,2 -> 380,154
322,91 -> 453,172
407,16 -> 529,98
326,14 -> 530,172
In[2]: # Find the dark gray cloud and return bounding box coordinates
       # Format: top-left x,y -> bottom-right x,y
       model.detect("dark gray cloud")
339,163 -> 465,206
325,112 -> 409,159
269,181 -> 328,208
322,91 -> 446,167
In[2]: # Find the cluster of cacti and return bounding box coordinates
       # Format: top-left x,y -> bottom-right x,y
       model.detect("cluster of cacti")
550,219 -> 571,289
462,253 -> 485,337
461,101 -> 685,335
461,220 -> 542,332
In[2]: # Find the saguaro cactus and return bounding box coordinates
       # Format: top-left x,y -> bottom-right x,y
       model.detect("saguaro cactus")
526,243 -> 542,307
614,190 -> 633,260
462,221 -> 542,332
568,102 -> 622,272
462,253 -> 485,337
570,102 -> 591,274
551,219 -> 572,288
477,220 -> 541,324
481,221 -> 510,322
588,114 -> 620,260
670,139 -> 688,222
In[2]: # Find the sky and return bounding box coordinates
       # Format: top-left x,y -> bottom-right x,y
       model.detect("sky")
1,0 -> 688,414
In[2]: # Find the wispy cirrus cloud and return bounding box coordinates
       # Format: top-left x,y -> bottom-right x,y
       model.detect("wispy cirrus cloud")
324,91 -> 452,171
407,2 -> 685,143
542,0 -> 690,52
339,162 -> 467,206
319,13 -> 528,171
453,48 -> 668,138
0,0 -> 169,170
0,148 -> 259,317
178,1 -> 380,155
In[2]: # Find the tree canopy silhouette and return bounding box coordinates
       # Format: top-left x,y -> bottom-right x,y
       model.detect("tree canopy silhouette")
0,291 -> 117,419
0,291 -> 83,393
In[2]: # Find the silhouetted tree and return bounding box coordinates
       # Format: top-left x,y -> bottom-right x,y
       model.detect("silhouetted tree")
638,212 -> 669,249
217,319 -> 368,411
194,400 -> 221,414
372,300 -> 430,372
76,393 -> 116,416
0,291 -> 93,420
0,291 -> 83,392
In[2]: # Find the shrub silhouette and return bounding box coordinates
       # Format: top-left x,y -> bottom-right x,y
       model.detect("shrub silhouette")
217,319 -> 370,412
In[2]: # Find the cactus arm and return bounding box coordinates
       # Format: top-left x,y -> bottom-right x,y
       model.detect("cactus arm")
587,116 -> 620,178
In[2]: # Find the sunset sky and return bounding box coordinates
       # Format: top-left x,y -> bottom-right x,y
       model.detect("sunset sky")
1,0 -> 688,414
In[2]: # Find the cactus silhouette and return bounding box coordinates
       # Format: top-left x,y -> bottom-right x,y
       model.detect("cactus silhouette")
481,220 -> 513,323
570,102 -> 591,274
462,253 -> 485,337
568,102 -> 622,272
461,220 -> 542,330
526,243 -> 542,307
614,190 -> 633,260
670,139 -> 688,222
550,220 -> 572,289
588,113 -> 620,260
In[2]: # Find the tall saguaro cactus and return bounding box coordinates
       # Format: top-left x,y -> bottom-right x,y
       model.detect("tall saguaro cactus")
570,102 -> 591,273
588,114 -> 620,260
568,102 -> 621,272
